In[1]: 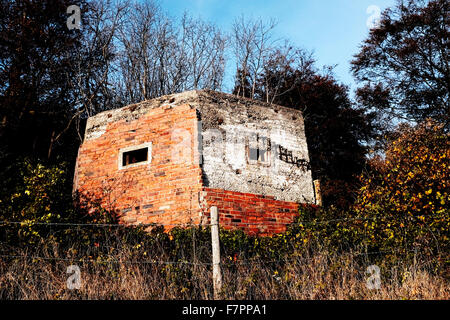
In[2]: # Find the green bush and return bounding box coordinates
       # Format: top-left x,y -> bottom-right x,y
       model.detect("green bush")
0,158 -> 122,247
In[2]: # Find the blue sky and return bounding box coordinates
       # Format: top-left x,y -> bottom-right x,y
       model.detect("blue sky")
159,0 -> 397,93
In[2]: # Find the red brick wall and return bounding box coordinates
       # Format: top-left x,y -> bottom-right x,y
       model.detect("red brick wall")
202,188 -> 300,236
75,104 -> 204,227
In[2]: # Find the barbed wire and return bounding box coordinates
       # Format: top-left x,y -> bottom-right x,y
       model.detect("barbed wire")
0,247 -> 420,268
0,215 -> 423,270
0,254 -> 212,266
0,216 -> 377,228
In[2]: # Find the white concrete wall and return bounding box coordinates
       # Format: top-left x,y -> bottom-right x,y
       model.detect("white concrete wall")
197,93 -> 315,203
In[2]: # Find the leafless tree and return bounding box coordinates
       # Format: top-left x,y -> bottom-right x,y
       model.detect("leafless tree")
115,1 -> 161,103
180,13 -> 227,91
52,0 -> 128,152
232,16 -> 277,99
258,42 -> 316,104
115,3 -> 227,105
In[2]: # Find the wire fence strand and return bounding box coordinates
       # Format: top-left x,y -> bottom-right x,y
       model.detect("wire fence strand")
0,215 -> 422,269
0,216 -> 377,228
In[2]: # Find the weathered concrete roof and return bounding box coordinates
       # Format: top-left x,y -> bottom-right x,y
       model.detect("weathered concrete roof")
84,90 -> 304,141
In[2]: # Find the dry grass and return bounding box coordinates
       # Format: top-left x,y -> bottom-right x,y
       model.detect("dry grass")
0,246 -> 448,300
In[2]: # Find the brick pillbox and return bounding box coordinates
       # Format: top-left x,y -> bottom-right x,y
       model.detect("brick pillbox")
74,90 -> 319,236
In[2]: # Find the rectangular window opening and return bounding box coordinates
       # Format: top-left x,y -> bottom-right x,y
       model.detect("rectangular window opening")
249,148 -> 267,162
247,135 -> 270,165
118,142 -> 152,170
122,148 -> 148,167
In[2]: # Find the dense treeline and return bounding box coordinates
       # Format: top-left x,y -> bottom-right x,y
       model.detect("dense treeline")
0,0 -> 448,296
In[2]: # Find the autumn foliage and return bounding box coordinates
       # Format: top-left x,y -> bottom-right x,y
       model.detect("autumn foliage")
355,120 -> 449,260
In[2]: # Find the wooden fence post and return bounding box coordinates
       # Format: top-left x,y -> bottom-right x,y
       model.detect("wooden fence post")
313,179 -> 322,206
210,206 -> 222,299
